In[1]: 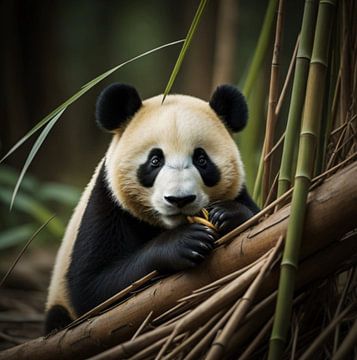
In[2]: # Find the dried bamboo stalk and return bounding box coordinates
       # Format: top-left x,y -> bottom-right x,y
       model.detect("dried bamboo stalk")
205,236 -> 283,359
163,313 -> 222,360
298,303 -> 355,360
262,0 -> 285,204
332,317 -> 357,360
239,316 -> 274,360
156,260 -> 264,358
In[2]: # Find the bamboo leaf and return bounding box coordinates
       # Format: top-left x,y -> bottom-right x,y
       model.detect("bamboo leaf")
9,108 -> 66,210
0,39 -> 185,165
161,0 -> 208,103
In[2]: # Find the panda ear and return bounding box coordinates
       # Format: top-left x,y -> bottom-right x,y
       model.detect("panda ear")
96,83 -> 142,131
209,85 -> 248,133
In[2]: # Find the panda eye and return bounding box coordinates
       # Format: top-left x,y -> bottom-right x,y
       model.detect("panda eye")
150,155 -> 161,167
194,148 -> 208,168
197,154 -> 207,167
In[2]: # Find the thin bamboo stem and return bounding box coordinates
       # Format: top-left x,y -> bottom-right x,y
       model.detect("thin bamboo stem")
131,311 -> 153,340
243,0 -> 278,98
239,316 -> 274,360
275,36 -> 300,116
332,315 -> 357,360
268,1 -> 337,358
298,303 -> 355,360
262,0 -> 285,204
163,312 -> 222,360
185,303 -> 238,360
205,236 -> 283,360
277,0 -> 319,197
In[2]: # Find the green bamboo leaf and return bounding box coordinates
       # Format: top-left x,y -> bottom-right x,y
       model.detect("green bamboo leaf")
0,39 -> 185,165
161,0 -> 208,103
10,108 -> 66,210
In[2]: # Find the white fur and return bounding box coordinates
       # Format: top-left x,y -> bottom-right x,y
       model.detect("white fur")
151,154 -> 209,228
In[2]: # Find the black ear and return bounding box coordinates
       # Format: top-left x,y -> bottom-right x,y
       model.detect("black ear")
209,85 -> 248,132
96,83 -> 142,131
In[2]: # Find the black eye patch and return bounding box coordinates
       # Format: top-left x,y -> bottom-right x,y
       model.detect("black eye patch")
192,148 -> 220,187
137,148 -> 165,187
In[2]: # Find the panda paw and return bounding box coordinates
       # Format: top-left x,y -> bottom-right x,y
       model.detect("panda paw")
207,200 -> 254,236
150,223 -> 218,272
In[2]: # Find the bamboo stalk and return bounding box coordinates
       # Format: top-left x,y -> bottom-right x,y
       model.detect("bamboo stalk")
240,0 -> 278,192
131,311 -> 153,340
163,312 -> 222,360
277,0 -> 319,197
268,1 -> 337,358
239,316 -> 274,360
298,303 -> 355,360
131,333 -> 186,360
332,269 -> 355,354
185,303 -> 238,360
262,0 -> 285,204
332,317 -> 357,360
205,236 -> 283,360
88,323 -> 177,360
242,0 -> 278,98
275,36 -> 300,117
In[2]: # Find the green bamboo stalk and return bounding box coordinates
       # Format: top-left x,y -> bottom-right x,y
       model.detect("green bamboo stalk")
277,0 -> 319,197
268,1 -> 336,359
240,69 -> 266,195
242,0 -> 278,98
240,0 -> 278,195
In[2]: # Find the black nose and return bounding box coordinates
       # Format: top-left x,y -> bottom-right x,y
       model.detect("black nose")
165,195 -> 196,208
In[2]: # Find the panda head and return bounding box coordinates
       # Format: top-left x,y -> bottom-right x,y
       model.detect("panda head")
96,83 -> 248,228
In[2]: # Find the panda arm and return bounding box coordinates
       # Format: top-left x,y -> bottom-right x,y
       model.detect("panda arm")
67,165 -> 217,316
208,186 -> 260,236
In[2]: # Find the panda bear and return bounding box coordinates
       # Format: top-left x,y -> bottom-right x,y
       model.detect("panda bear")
44,83 -> 259,333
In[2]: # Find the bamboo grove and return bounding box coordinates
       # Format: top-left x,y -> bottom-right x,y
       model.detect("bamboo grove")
1,0 -> 357,358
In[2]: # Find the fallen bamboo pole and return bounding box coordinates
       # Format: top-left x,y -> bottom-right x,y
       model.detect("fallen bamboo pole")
1,161 -> 356,360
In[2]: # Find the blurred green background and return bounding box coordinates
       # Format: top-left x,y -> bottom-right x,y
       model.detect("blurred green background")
0,0 -> 303,247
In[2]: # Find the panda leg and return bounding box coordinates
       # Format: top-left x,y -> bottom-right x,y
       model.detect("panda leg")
44,305 -> 73,334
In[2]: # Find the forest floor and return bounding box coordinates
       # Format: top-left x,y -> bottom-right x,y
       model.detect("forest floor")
0,247 -> 56,351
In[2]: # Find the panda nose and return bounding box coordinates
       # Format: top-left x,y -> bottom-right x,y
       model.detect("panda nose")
165,195 -> 196,208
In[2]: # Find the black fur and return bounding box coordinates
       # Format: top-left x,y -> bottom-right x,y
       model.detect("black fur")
209,85 -> 248,133
44,305 -> 72,334
192,148 -> 221,187
137,148 -> 165,187
67,164 -> 218,316
207,186 -> 260,235
96,83 -> 142,131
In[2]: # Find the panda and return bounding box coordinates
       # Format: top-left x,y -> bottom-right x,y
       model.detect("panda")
44,83 -> 259,333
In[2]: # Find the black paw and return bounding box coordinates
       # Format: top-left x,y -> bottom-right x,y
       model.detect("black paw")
150,223 -> 218,272
207,200 -> 254,235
